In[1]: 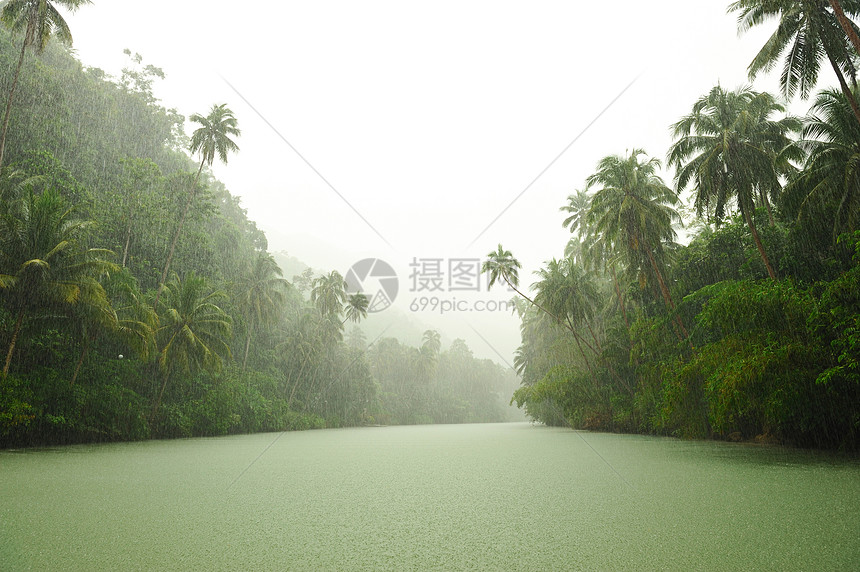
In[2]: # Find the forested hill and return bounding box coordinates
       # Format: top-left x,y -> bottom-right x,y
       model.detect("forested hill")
0,27 -> 520,447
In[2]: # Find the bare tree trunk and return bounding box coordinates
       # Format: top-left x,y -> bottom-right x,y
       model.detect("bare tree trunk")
121,225 -> 132,267
242,318 -> 254,371
645,246 -> 691,342
830,1 -> 860,57
2,310 -> 25,379
70,338 -> 91,387
744,207 -> 778,280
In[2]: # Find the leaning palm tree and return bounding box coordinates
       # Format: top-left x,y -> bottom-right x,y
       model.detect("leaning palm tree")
586,149 -> 688,340
784,88 -> 860,235
0,187 -> 116,378
154,103 -> 240,309
668,86 -> 801,279
234,252 -> 289,370
728,0 -> 860,125
151,271 -> 232,419
0,0 -> 92,167
482,244 -> 574,334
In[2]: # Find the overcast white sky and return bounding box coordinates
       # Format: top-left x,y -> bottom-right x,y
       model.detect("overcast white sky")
63,1 -> 800,363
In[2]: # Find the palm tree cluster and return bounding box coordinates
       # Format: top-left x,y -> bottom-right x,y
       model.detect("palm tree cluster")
486,2 -> 860,447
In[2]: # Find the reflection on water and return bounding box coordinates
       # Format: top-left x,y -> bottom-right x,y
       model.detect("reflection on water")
2,423 -> 858,570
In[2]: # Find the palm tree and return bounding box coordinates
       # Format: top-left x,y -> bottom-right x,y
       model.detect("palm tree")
728,0 -> 860,125
234,252 -> 289,370
311,270 -> 347,318
151,272 -> 232,419
0,187 -> 116,378
532,258 -> 599,376
668,86 -> 801,279
586,150 -> 689,340
560,189 -> 591,238
0,0 -> 91,168
65,268 -> 155,386
784,88 -> 860,234
343,293 -> 369,325
155,103 -> 240,309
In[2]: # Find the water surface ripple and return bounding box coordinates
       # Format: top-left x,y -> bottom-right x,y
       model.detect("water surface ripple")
2,423 -> 858,570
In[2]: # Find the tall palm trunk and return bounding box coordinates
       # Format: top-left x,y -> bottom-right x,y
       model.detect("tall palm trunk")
242,317 -> 255,371
829,1 -> 860,57
70,335 -> 94,387
826,49 -> 860,127
153,159 -> 206,310
0,31 -> 30,169
610,265 -> 630,329
743,206 -> 778,280
503,274 -> 570,333
644,246 -> 691,342
151,371 -> 170,421
2,309 -> 25,379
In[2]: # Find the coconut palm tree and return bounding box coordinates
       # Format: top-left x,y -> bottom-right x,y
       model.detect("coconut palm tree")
155,103 -> 240,309
311,270 -> 347,318
234,252 -> 289,370
560,189 -> 591,238
728,0 -> 860,125
151,272 -> 232,419
0,0 -> 92,167
0,187 -> 116,378
784,88 -> 860,234
586,149 -> 688,340
668,86 -> 802,279
343,293 -> 369,325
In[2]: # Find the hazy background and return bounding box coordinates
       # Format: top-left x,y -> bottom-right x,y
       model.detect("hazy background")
64,1 -> 786,362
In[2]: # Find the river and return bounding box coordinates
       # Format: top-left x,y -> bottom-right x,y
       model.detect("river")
2,422 -> 858,570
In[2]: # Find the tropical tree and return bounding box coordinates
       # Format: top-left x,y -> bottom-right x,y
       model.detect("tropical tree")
784,88 -> 860,235
343,293 -> 369,325
65,268 -> 155,386
560,189 -> 591,239
0,187 -> 115,378
155,103 -> 240,309
668,86 -> 801,279
532,258 -> 600,375
0,0 -> 92,167
728,0 -> 860,124
151,272 -> 232,419
234,252 -> 289,370
311,270 -> 347,318
585,149 -> 688,340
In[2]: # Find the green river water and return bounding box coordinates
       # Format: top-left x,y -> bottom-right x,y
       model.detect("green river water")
1,422 -> 859,570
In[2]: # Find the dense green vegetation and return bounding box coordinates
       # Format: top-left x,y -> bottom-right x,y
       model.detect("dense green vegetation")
0,13 -> 518,446
497,2 -> 860,449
